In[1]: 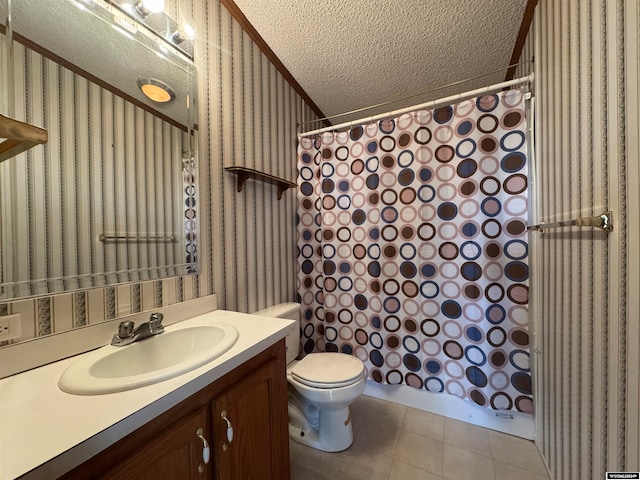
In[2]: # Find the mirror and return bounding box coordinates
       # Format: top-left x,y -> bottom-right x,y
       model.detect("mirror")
0,0 -> 198,301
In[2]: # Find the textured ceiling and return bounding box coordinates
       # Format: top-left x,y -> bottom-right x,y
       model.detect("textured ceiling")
232,0 -> 528,127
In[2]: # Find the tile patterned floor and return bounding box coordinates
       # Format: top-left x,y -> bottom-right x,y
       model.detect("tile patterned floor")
289,395 -> 550,480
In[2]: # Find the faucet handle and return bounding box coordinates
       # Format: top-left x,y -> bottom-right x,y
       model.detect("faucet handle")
149,312 -> 164,333
118,321 -> 135,339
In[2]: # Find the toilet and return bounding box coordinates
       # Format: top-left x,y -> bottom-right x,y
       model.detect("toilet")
253,302 -> 366,452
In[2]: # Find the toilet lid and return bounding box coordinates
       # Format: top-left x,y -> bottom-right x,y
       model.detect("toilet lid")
291,353 -> 365,388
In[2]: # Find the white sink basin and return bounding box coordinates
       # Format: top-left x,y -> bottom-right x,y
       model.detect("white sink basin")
59,323 -> 239,395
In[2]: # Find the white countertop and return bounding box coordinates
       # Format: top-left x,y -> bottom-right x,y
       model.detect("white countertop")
0,310 -> 294,480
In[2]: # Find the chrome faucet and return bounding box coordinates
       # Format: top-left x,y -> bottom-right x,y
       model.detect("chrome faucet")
111,313 -> 165,346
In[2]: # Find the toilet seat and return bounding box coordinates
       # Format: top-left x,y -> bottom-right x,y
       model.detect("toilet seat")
290,352 -> 365,389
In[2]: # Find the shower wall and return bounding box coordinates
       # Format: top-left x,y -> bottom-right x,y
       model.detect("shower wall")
522,0 -> 640,478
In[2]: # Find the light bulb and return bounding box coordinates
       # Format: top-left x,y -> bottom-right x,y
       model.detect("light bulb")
171,22 -> 196,43
141,0 -> 164,13
181,22 -> 196,40
134,0 -> 165,18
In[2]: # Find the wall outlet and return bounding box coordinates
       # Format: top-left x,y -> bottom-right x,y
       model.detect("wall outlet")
0,314 -> 22,341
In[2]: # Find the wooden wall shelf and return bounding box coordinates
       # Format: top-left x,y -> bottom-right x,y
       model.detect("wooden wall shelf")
225,166 -> 296,200
0,114 -> 48,163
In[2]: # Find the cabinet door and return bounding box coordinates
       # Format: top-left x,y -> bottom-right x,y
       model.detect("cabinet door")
97,407 -> 212,480
212,357 -> 289,480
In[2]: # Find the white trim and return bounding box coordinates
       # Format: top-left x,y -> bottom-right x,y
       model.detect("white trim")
298,74 -> 535,138
363,380 -> 535,440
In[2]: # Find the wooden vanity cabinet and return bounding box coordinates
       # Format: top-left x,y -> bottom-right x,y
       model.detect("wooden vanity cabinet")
61,341 -> 290,480
212,356 -> 286,479
82,407 -> 212,480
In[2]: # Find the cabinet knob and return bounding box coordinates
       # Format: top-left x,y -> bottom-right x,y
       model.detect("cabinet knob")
221,410 -> 234,444
196,427 -> 210,465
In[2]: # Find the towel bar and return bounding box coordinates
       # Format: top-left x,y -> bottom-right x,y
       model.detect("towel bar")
527,211 -> 613,232
99,234 -> 177,243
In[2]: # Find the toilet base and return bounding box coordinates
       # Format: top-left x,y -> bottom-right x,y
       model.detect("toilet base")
288,397 -> 355,452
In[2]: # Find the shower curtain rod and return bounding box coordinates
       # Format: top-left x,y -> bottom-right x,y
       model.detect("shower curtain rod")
300,60 -> 532,127
298,73 -> 534,138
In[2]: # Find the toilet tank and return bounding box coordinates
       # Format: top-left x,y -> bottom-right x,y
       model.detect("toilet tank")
252,302 -> 301,365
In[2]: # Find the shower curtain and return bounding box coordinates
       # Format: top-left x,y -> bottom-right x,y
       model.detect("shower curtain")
296,88 -> 531,412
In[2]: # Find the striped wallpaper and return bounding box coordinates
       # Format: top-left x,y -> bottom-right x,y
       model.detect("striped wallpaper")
190,0 -> 318,312
522,0 -> 640,478
0,0 -> 318,350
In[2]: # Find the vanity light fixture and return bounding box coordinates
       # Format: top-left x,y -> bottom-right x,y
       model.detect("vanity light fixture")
133,0 -> 165,19
137,77 -> 175,103
170,21 -> 196,44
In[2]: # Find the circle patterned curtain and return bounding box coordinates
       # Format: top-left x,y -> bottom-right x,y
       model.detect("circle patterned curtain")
296,88 -> 531,412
